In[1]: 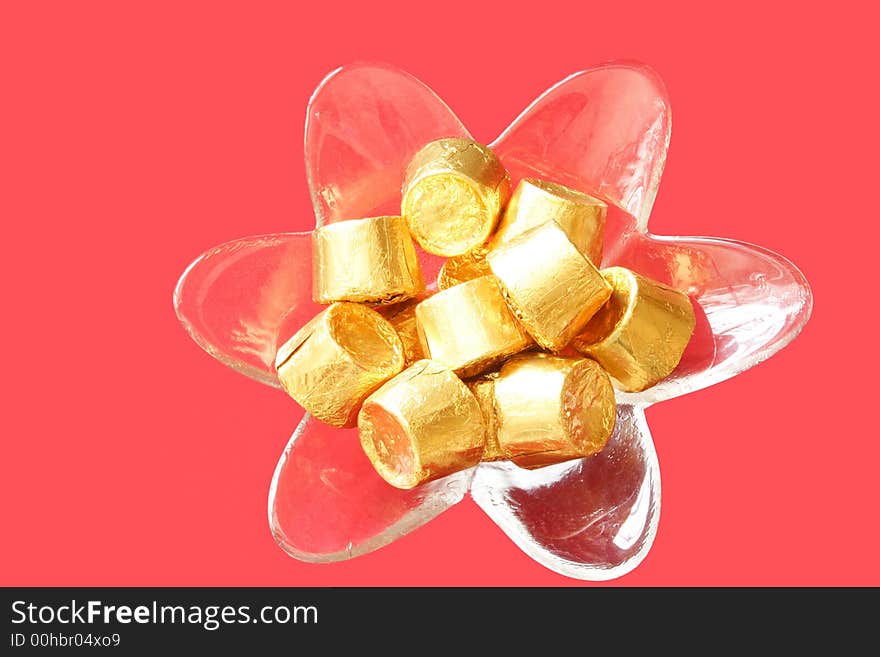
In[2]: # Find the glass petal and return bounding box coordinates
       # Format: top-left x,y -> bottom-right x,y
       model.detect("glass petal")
269,415 -> 473,561
491,62 -> 671,229
173,232 -> 319,387
610,234 -> 813,404
305,63 -> 470,227
305,62 -> 471,286
471,405 -> 659,580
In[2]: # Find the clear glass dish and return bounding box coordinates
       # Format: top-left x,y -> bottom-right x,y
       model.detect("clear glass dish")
173,62 -> 812,580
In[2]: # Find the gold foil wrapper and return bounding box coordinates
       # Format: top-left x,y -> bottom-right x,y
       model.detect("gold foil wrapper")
416,275 -> 532,378
573,267 -> 696,392
487,221 -> 612,352
313,215 -> 424,305
437,179 -> 607,288
492,178 -> 607,265
275,303 -> 405,427
359,359 -> 486,489
493,353 -> 616,469
402,138 -> 510,257
467,376 -> 505,461
377,294 -> 431,366
437,251 -> 492,290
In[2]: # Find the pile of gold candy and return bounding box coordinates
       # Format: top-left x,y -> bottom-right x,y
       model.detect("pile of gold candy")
275,138 -> 695,490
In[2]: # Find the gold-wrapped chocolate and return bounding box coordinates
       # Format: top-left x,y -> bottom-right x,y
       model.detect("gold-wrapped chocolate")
487,221 -> 612,352
437,251 -> 491,290
573,266 -> 696,392
437,178 -> 607,290
467,376 -> 504,461
416,275 -> 532,378
402,138 -> 510,257
275,303 -> 405,427
377,295 -> 431,366
492,178 -> 607,265
358,359 -> 486,489
492,353 -> 616,469
313,215 -> 424,304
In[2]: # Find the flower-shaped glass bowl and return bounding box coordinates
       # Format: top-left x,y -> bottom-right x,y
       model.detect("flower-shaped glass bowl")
174,62 -> 812,579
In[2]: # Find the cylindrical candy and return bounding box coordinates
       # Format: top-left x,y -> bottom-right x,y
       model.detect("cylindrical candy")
377,295 -> 431,366
275,303 -> 405,427
437,251 -> 491,290
493,353 -> 616,469
437,178 -> 608,289
467,376 -> 504,461
416,275 -> 532,378
402,138 -> 510,257
492,178 -> 607,265
358,359 -> 486,489
313,215 -> 424,305
487,221 -> 612,352
573,266 -> 696,392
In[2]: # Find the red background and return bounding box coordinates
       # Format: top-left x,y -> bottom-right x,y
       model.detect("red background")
2,1 -> 877,586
